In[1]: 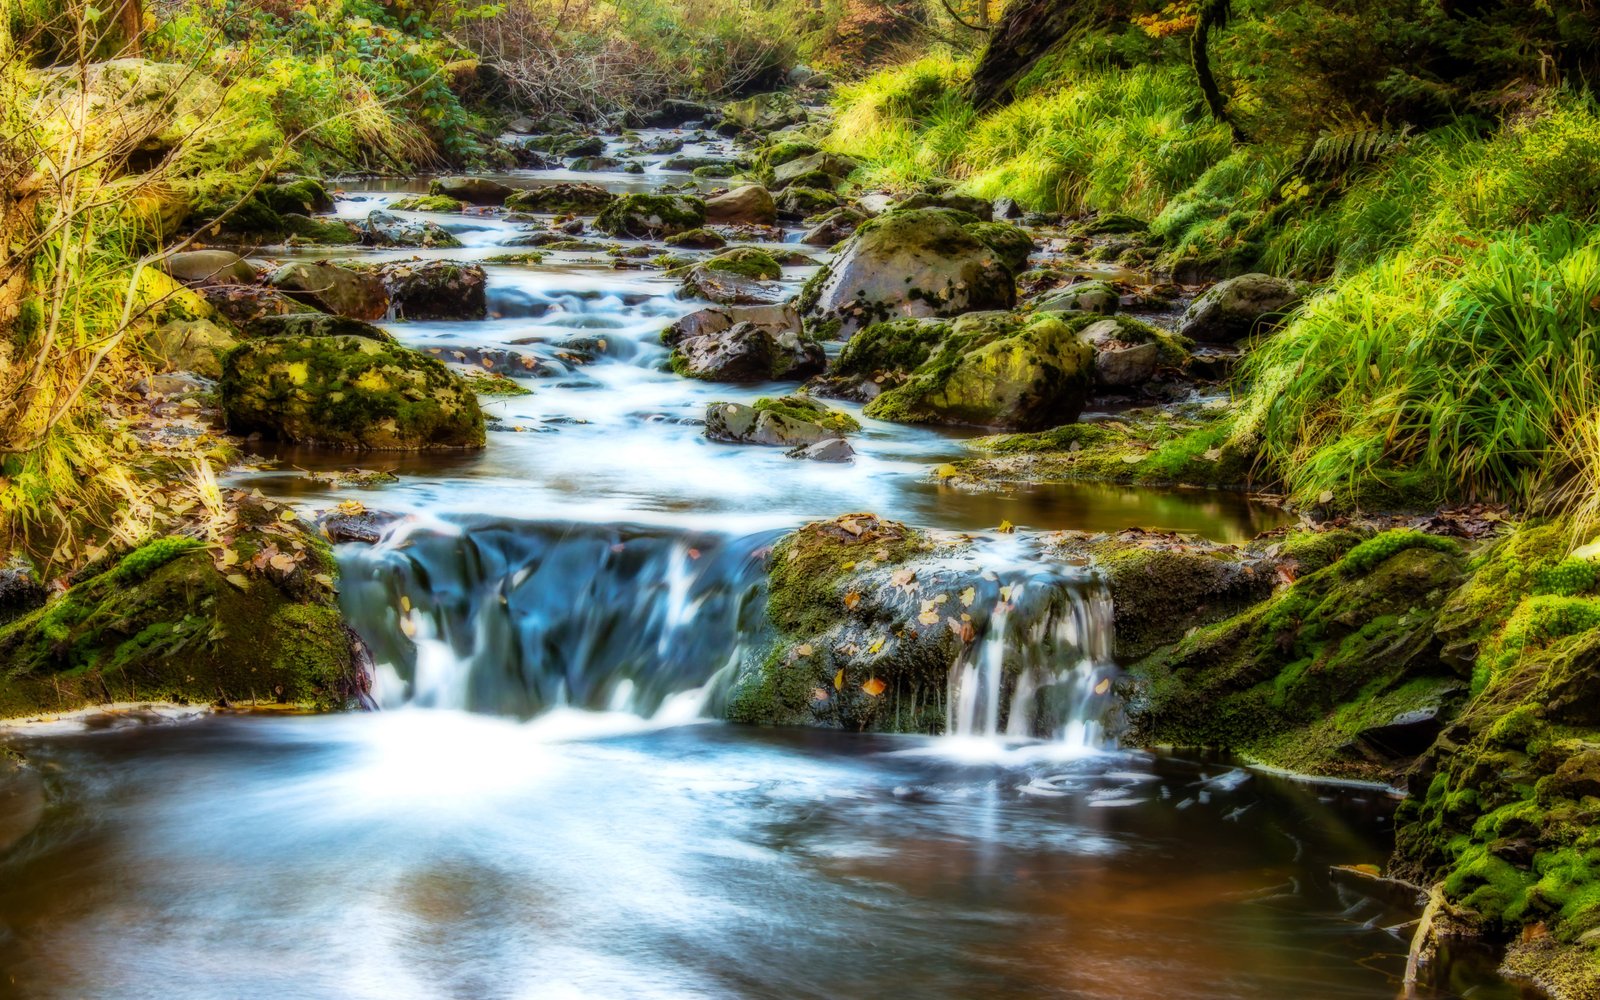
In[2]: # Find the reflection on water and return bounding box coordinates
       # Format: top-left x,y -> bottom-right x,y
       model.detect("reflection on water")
0,715 -> 1534,1000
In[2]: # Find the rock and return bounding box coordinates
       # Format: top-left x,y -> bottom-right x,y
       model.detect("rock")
358,210 -> 464,249
632,98 -> 715,127
503,184 -> 616,214
267,261 -> 388,320
161,250 -> 256,286
1356,704 -> 1451,758
428,176 -> 514,205
390,195 -> 465,212
856,193 -> 896,215
964,221 -> 1035,274
569,155 -> 623,171
833,316 -> 952,379
374,260 -> 488,321
705,185 -> 777,226
798,208 -> 1018,338
896,190 -> 992,221
775,186 -> 840,219
679,265 -> 788,306
556,135 -> 606,157
661,154 -> 727,172
0,558 -> 46,627
221,335 -> 486,450
199,285 -> 318,328
243,313 -> 394,342
705,396 -> 860,447
316,507 -> 404,545
670,321 -> 825,382
1078,318 -> 1159,388
772,151 -> 857,190
864,311 -> 1093,429
1179,273 -> 1306,342
762,139 -> 820,167
800,207 -> 866,246
145,318 -> 238,377
595,194 -> 706,237
790,437 -> 854,462
721,92 -> 807,133
664,228 -> 727,249
0,512 -> 366,718
1033,280 -> 1120,315
665,302 -> 802,345
698,247 -> 782,281
282,214 -> 361,245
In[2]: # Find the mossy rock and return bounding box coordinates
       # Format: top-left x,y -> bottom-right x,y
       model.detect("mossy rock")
703,247 -> 782,281
1126,531 -> 1468,779
221,335 -> 486,450
863,311 -> 1092,430
964,221 -> 1035,274
594,194 -> 707,238
0,518 -> 363,719
834,317 -> 952,379
391,194 -> 465,213
665,228 -> 727,250
281,214 -> 361,246
503,184 -> 616,214
706,395 -> 859,447
144,318 -> 237,378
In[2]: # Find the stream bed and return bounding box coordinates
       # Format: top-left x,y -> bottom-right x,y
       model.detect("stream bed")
0,129 -> 1537,998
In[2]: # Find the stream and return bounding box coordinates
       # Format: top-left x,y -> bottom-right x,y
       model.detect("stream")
0,127 -> 1535,998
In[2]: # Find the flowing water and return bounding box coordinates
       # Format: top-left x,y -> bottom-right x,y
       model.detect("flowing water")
0,129 -> 1536,998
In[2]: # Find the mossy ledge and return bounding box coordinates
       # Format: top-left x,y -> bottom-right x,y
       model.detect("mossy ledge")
0,502 -> 367,719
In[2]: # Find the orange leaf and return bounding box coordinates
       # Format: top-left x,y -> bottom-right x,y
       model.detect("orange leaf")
843,591 -> 862,610
861,678 -> 887,697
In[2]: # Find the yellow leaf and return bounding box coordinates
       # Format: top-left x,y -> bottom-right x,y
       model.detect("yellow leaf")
313,573 -> 335,588
861,678 -> 887,697
997,519 -> 1015,534
400,615 -> 417,638
918,610 -> 940,625
401,595 -> 412,612
225,573 -> 250,590
934,463 -> 959,479
1094,677 -> 1111,696
219,548 -> 240,567
796,643 -> 814,657
268,553 -> 297,573
840,560 -> 856,571
279,509 -> 298,522
284,360 -> 309,386
843,591 -> 862,610
834,668 -> 845,691
960,586 -> 976,607
867,637 -> 885,654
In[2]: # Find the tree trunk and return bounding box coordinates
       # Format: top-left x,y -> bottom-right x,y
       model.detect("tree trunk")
118,0 -> 144,57
965,0 -> 1121,110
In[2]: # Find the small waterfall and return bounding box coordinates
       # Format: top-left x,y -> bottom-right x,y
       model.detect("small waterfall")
337,516 -> 1118,742
337,516 -> 778,718
946,569 -> 1117,748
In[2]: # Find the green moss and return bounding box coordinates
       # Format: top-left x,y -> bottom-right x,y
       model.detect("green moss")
594,193 -> 707,237
767,518 -> 925,637
111,537 -> 206,585
1341,529 -> 1461,576
704,247 -> 782,281
390,194 -> 463,212
1277,529 -> 1364,574
834,318 -> 952,377
281,214 -> 360,246
664,228 -> 727,249
964,220 -> 1034,273
752,395 -> 861,435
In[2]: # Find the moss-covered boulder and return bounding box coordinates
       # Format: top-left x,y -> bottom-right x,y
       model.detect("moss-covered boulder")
705,185 -> 777,226
1033,279 -> 1120,315
267,261 -> 389,321
775,185 -> 840,219
863,311 -> 1092,430
241,313 -> 394,342
678,265 -> 788,306
371,260 -> 488,321
799,207 -> 867,246
358,210 -> 463,249
720,92 -> 807,133
428,176 -> 514,205
595,194 -> 707,237
145,318 -> 238,378
390,194 -> 465,213
1074,315 -> 1191,388
705,395 -> 860,447
161,250 -> 257,287
1125,529 -> 1467,779
503,183 -> 616,214
221,335 -> 486,450
664,228 -> 728,249
199,285 -> 319,329
1178,272 -> 1306,343
834,317 -> 953,381
668,316 -> 825,382
797,208 -> 1018,338
772,151 -> 857,190
0,513 -> 365,719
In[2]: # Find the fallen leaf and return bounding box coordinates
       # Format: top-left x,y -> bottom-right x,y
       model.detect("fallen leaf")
861,678 -> 886,697
918,610 -> 940,625
843,591 -> 862,610
997,520 -> 1015,534
959,586 -> 976,607
279,509 -> 298,522
934,463 -> 959,479
890,568 -> 917,588
834,668 -> 845,691
796,643 -> 814,657
225,573 -> 250,590
1094,677 -> 1111,696
867,637 -> 886,654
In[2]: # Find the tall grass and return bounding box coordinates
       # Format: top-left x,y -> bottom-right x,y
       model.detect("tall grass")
1236,220 -> 1600,520
829,59 -> 1230,215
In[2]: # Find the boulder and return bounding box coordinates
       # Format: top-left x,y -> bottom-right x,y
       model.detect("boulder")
374,261 -> 488,321
705,185 -> 777,226
894,190 -> 993,220
661,155 -> 727,172
790,437 -> 855,462
428,176 -> 515,205
798,208 -> 1018,338
199,285 -> 319,328
503,184 -> 616,214
569,156 -> 623,172
721,92 -> 807,133
632,99 -> 715,127
595,194 -> 707,237
772,151 -> 857,190
555,135 -> 606,157
800,207 -> 866,247
243,313 -> 394,342
267,261 -> 389,320
665,303 -> 802,345
0,557 -> 46,627
390,195 -> 464,212
705,395 -> 860,446
145,318 -> 238,377
664,228 -> 728,250
222,335 -> 486,450
669,321 -> 825,382
1034,280 -> 1119,315
358,210 -> 463,249
864,311 -> 1093,429
679,265 -> 787,306
282,214 -> 361,245
161,250 -> 256,286
1179,273 -> 1306,343
775,186 -> 840,219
